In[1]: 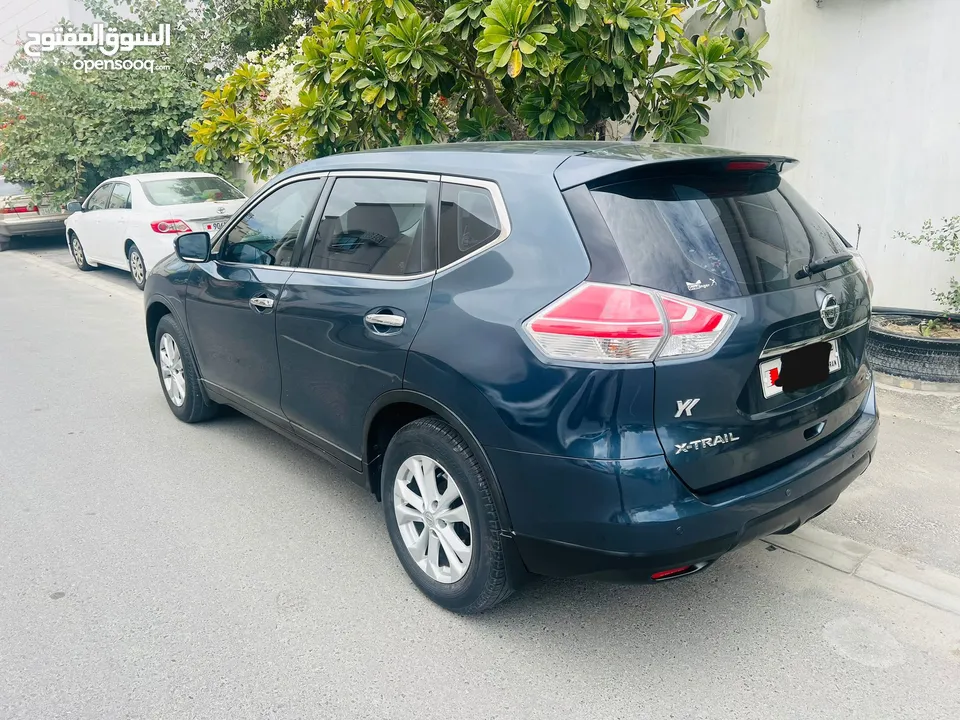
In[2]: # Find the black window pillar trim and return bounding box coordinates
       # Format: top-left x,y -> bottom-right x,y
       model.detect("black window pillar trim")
560,183 -> 631,285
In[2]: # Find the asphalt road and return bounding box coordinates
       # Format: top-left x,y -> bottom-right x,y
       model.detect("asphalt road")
2,245 -> 959,719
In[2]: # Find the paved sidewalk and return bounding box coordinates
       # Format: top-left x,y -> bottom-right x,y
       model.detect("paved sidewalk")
811,385 -> 960,575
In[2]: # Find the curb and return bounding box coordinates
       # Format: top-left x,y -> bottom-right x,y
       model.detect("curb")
766,525 -> 960,616
874,370 -> 960,395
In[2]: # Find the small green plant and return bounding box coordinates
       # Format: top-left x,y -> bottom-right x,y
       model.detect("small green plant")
919,318 -> 944,337
896,216 -> 960,314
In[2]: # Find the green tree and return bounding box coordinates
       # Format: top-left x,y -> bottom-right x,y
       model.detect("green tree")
191,0 -> 773,179
896,217 -> 960,314
0,0 -> 239,202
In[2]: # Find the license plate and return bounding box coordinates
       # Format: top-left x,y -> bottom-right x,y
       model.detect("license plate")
759,340 -> 841,399
202,221 -> 226,232
38,205 -> 60,216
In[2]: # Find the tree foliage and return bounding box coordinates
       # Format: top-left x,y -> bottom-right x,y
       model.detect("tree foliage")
896,217 -> 960,313
191,0 -> 773,180
0,0 -> 240,202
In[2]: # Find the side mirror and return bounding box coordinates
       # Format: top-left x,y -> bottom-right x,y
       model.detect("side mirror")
66,201 -> 83,213
175,232 -> 211,263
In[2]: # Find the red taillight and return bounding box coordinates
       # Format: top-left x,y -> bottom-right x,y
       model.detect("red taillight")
726,160 -> 772,172
151,219 -> 191,233
651,566 -> 694,581
523,282 -> 733,363
0,205 -> 37,214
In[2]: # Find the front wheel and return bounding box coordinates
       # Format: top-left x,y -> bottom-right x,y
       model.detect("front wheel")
128,243 -> 146,290
382,417 -> 518,614
69,232 -> 93,271
154,314 -> 218,423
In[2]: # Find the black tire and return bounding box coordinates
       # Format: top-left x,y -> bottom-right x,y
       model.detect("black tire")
867,321 -> 960,384
0,234 -> 11,252
382,417 -> 517,614
68,231 -> 94,271
154,314 -> 218,423
128,243 -> 146,290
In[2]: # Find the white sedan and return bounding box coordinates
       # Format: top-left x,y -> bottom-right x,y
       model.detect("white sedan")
64,172 -> 246,289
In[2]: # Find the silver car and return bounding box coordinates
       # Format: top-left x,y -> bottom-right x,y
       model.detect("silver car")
0,177 -> 72,251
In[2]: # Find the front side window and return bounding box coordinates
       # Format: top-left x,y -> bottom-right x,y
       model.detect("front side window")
308,177 -> 427,276
218,180 -> 322,267
108,184 -> 131,210
439,183 -> 501,267
86,184 -> 114,210
142,176 -> 244,206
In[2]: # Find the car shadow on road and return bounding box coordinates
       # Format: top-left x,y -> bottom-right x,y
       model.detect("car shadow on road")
3,233 -> 139,289
190,409 -> 801,630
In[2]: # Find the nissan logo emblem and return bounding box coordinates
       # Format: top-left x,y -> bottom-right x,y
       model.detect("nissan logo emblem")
819,294 -> 840,330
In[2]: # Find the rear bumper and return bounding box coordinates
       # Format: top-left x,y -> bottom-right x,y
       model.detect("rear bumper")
492,383 -> 879,580
0,215 -> 69,237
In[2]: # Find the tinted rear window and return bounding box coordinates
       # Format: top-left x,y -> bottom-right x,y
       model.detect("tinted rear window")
590,171 -> 852,299
0,179 -> 26,195
142,176 -> 244,206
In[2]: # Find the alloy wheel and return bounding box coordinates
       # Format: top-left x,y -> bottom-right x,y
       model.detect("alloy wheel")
130,249 -> 145,286
393,454 -> 473,584
158,333 -> 186,406
71,236 -> 85,268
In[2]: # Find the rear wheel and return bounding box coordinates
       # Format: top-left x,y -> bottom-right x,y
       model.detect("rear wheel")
0,234 -> 11,252
128,243 -> 146,290
69,232 -> 93,271
154,314 -> 218,423
382,417 -> 517,614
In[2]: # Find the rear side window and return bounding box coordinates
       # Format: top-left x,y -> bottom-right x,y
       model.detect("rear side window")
0,179 -> 25,196
108,184 -> 131,209
142,176 -> 244,206
589,171 -> 850,299
308,177 -> 427,276
439,183 -> 501,266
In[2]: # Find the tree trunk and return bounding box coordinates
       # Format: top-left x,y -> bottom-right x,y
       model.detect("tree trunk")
482,79 -> 529,141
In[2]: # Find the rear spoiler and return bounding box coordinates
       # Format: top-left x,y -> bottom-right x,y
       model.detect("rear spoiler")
554,151 -> 798,191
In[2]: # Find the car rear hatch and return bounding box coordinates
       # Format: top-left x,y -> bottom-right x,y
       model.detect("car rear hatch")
565,156 -> 872,494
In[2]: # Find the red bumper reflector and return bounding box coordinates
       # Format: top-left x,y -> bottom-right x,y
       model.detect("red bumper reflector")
651,566 -> 694,580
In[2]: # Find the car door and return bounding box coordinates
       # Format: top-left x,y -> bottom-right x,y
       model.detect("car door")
185,175 -> 326,422
76,183 -> 114,263
101,182 -> 133,267
277,172 -> 439,468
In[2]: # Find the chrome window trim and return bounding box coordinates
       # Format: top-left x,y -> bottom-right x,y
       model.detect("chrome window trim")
435,175 -> 512,275
211,171 -> 329,256
287,266 -> 436,281
758,317 -> 869,360
218,170 -> 511,281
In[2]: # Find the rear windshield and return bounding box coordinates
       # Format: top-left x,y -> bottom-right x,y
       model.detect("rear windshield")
590,171 -> 853,299
142,176 -> 244,206
0,179 -> 26,196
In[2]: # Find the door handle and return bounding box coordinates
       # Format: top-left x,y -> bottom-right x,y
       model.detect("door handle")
250,296 -> 275,310
364,313 -> 405,328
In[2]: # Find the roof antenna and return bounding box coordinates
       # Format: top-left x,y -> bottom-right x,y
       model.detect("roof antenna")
856,223 -> 862,249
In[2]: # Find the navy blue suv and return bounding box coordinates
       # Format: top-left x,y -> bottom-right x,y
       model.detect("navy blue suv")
144,142 -> 879,613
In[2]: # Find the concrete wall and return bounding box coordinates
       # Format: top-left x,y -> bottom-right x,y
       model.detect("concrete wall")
705,0 -> 960,311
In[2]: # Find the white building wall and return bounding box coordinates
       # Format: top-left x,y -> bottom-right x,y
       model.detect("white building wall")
705,0 -> 960,310
1,0 -> 97,84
